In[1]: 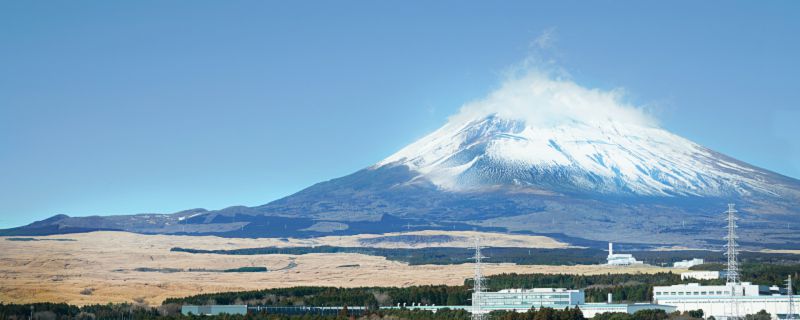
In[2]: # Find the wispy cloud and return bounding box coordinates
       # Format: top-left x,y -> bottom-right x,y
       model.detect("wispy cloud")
531,27 -> 557,50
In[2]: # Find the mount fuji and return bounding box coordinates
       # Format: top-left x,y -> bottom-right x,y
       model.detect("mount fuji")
5,73 -> 800,248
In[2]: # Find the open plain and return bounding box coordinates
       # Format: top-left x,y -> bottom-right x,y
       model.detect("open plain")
0,231 -> 682,306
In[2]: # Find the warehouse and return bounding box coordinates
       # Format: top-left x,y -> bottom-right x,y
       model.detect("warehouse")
653,293 -> 797,320
653,283 -> 795,319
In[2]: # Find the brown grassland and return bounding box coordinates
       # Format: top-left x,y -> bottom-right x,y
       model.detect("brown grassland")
0,231 -> 681,306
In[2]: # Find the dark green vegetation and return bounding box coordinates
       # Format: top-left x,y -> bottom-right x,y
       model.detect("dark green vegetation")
743,310 -> 773,320
164,286 -> 471,309
225,267 -> 269,273
164,264 -> 800,309
171,246 -> 800,265
591,309 -> 704,320
358,235 -> 459,246
0,302 -> 164,320
130,267 -> 268,273
488,307 -> 585,320
0,303 -> 473,320
0,303 -> 763,320
4,237 -> 76,242
171,246 -> 606,265
171,246 -> 800,266
489,308 -> 705,320
476,273 -> 685,303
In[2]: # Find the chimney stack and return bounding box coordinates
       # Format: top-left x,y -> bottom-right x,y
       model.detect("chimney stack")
609,242 -> 614,256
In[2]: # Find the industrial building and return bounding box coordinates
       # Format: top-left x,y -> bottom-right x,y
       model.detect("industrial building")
654,282 -> 775,298
469,288 -> 675,317
181,305 -> 247,316
674,258 -> 705,269
652,285 -> 797,320
606,242 -> 643,266
652,282 -> 794,319
399,288 -> 676,318
478,288 -> 586,307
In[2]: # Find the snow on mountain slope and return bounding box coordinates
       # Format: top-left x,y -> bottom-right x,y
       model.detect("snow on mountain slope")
378,73 -> 777,197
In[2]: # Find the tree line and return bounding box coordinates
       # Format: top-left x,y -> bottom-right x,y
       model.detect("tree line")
4,263 -> 799,319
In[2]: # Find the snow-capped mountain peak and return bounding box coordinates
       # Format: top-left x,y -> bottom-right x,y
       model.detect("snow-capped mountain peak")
378,74 -> 775,197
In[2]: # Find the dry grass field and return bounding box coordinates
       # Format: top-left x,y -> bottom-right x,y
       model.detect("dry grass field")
0,231 -> 681,306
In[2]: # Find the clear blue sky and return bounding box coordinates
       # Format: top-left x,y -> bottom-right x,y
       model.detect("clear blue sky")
1,1 -> 799,228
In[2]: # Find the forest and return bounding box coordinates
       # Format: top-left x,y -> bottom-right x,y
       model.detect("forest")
3,263 -> 799,319
170,246 -> 800,266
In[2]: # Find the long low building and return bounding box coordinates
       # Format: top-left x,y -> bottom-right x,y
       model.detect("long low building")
182,305 -> 247,316
477,288 -> 586,308
653,283 -> 796,320
473,288 -> 674,317
654,282 -> 771,297
394,287 -> 675,318
654,294 -> 799,320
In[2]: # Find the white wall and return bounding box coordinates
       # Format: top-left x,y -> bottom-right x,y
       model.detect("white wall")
656,297 -> 798,320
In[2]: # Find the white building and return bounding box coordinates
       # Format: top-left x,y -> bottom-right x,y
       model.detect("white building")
674,258 -> 705,269
654,282 -> 769,298
607,243 -> 643,266
474,288 -> 585,312
182,305 -> 247,316
681,271 -> 722,281
400,288 -> 676,318
467,288 -> 674,317
653,283 -> 795,319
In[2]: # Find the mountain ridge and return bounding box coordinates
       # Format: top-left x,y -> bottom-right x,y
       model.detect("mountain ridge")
4,74 -> 799,249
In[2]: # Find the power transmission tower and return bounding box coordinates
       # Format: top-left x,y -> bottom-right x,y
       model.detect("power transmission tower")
725,203 -> 740,284
724,203 -> 740,320
472,237 -> 486,320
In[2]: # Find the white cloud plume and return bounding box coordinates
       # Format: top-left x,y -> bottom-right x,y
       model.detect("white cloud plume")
448,70 -> 659,129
